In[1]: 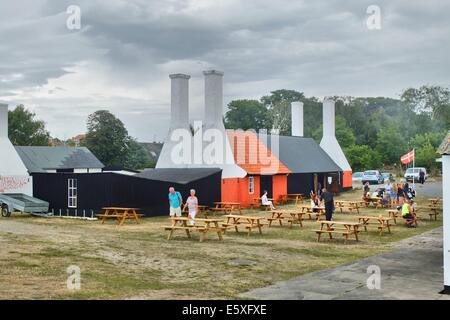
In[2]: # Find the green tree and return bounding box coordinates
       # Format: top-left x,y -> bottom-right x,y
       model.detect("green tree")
82,110 -> 129,167
123,138 -> 150,170
261,89 -> 305,135
8,105 -> 50,146
401,85 -> 450,127
224,100 -> 272,131
345,145 -> 382,172
375,125 -> 406,165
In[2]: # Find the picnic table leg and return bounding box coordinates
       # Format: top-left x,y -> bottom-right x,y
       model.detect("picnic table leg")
101,209 -> 109,224
257,223 -> 262,235
167,229 -> 174,240
234,218 -> 239,233
214,222 -> 223,241
354,227 -> 359,242
132,209 -> 141,224
119,210 -> 127,226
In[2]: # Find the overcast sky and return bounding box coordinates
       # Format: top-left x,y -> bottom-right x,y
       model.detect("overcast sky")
1,0 -> 449,141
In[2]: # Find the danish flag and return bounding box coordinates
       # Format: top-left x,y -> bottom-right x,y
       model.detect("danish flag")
400,149 -> 415,164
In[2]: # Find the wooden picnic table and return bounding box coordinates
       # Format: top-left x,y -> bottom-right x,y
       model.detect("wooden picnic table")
164,217 -> 225,242
358,216 -> 394,235
286,194 -> 305,205
268,209 -> 307,228
96,207 -> 142,226
386,209 -> 399,224
334,200 -> 361,214
428,198 -> 442,206
297,205 -> 325,220
182,205 -> 210,218
314,220 -> 362,243
210,202 -> 242,215
223,214 -> 265,236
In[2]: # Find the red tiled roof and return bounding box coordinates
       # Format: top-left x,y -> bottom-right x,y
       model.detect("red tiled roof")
227,130 -> 291,175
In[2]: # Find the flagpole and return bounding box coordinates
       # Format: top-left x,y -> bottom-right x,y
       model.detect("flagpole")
412,148 -> 415,191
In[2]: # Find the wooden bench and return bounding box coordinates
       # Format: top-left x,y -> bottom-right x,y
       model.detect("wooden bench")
164,217 -> 225,242
358,216 -> 393,236
314,221 -> 362,244
97,207 -> 143,226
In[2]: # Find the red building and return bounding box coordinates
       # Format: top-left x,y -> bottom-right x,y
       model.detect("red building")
221,130 -> 291,207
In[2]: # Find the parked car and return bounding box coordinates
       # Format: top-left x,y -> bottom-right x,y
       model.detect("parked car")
381,172 -> 395,183
404,167 -> 428,182
352,172 -> 363,183
362,170 -> 384,185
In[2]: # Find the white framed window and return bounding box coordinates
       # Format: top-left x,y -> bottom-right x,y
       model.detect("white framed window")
68,178 -> 78,208
248,176 -> 254,194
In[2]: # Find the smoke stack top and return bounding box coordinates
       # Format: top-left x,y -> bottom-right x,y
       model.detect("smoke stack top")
0,104 -> 9,138
203,70 -> 224,128
322,98 -> 335,137
169,73 -> 190,130
291,101 -> 304,137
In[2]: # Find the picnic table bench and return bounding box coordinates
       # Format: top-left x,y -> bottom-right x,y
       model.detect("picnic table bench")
428,198 -> 442,207
223,214 -> 266,236
286,193 -> 305,205
358,215 -> 394,236
314,220 -> 362,244
297,205 -> 324,220
386,209 -> 400,224
96,207 -> 143,226
334,200 -> 361,214
209,202 -> 242,215
268,209 -> 307,228
164,217 -> 225,242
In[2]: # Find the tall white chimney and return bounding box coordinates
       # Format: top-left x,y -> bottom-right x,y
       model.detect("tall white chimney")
156,74 -> 192,169
291,101 -> 304,137
0,103 -> 32,195
203,70 -> 224,129
319,99 -> 352,187
169,74 -> 190,130
0,103 -> 8,138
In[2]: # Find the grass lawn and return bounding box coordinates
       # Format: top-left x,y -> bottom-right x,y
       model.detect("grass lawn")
0,189 -> 442,299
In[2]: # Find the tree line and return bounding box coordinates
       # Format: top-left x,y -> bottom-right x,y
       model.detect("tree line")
224,85 -> 449,174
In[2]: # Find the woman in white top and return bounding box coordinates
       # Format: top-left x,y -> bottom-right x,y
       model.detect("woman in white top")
183,189 -> 198,225
261,190 -> 276,210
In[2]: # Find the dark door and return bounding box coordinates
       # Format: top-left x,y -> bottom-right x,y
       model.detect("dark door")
260,175 -> 273,198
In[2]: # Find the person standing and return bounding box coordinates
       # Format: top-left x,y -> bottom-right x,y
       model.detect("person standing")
419,169 -> 425,185
168,187 -> 183,218
320,188 -> 334,221
384,181 -> 392,203
183,189 -> 198,225
363,182 -> 371,197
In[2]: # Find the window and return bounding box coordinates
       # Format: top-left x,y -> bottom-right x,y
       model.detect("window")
248,176 -> 254,194
68,179 -> 78,208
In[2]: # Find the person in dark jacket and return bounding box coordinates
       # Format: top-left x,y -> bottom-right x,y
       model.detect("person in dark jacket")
419,170 -> 425,185
320,188 -> 334,221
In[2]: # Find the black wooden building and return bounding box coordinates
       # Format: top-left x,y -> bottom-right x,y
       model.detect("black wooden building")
32,168 -> 222,217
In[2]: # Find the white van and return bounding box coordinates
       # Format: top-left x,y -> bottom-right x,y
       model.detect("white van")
404,167 -> 428,182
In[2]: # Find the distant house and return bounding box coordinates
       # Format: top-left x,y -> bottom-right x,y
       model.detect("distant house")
15,146 -> 104,173
140,142 -> 163,164
71,134 -> 86,146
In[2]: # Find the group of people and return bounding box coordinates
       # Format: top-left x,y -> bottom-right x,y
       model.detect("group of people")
168,187 -> 198,225
363,181 -> 416,206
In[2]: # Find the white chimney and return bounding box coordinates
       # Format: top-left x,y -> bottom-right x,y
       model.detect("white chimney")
169,74 -> 190,130
291,101 -> 304,137
320,99 -> 352,180
0,103 -> 33,195
322,99 -> 335,137
0,103 -> 8,138
203,70 -> 224,129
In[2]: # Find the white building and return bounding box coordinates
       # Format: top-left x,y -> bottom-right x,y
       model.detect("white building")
438,130 -> 450,294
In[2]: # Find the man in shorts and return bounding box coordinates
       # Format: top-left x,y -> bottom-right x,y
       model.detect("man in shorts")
168,187 -> 183,217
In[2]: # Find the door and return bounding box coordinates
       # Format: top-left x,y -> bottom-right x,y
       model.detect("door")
260,175 -> 273,198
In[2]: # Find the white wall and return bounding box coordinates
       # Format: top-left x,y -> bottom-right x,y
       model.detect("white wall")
443,155 -> 450,289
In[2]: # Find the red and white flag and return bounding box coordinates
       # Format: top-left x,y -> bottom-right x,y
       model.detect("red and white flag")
401,149 -> 415,164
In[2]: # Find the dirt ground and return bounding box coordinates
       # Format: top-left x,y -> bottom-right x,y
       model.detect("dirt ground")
0,189 -> 443,299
